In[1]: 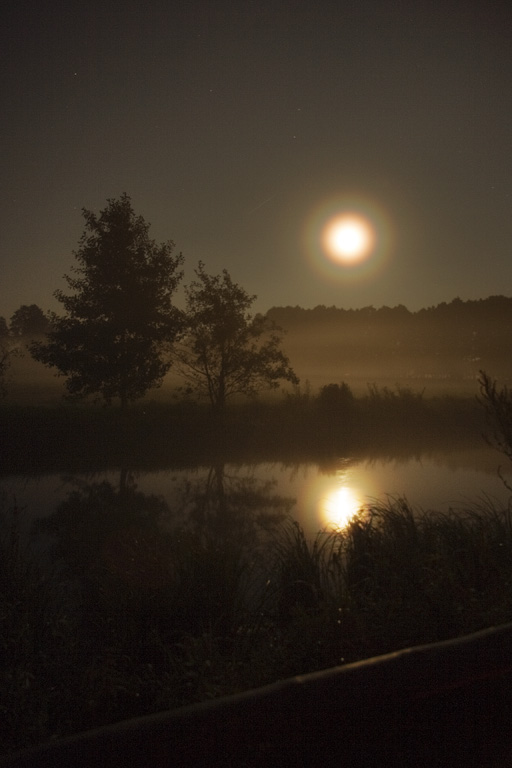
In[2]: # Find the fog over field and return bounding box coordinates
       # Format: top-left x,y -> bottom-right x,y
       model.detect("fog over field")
4,295 -> 512,404
267,297 -> 512,396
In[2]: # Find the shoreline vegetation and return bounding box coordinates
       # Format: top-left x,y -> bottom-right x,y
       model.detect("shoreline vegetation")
0,385 -> 486,475
2,379 -> 512,757
2,491 -> 512,757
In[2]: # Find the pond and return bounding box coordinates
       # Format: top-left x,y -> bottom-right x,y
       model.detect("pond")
3,442 -> 512,758
2,444 -> 511,542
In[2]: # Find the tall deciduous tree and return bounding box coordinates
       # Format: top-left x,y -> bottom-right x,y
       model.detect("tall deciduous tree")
176,262 -> 298,409
31,194 -> 184,410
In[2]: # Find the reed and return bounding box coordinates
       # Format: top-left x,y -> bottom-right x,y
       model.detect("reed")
3,488 -> 512,757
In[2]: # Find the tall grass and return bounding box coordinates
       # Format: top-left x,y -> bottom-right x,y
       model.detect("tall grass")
269,497 -> 512,671
0,497 -> 72,751
3,488 -> 512,757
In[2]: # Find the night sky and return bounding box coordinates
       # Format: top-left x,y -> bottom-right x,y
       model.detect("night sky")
2,0 -> 512,321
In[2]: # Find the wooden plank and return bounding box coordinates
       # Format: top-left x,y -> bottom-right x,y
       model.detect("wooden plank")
3,622 -> 512,767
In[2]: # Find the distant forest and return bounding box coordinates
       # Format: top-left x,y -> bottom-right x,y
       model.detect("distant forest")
3,295 -> 512,399
266,295 -> 512,392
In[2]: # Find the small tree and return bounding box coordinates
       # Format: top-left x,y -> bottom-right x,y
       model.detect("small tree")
317,382 -> 354,412
175,262 -> 298,409
31,194 -> 184,410
10,304 -> 50,339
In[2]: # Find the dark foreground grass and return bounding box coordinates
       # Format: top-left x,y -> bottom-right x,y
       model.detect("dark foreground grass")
2,492 -> 512,757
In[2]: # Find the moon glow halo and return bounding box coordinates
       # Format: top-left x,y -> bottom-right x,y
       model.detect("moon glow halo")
322,214 -> 375,264
304,196 -> 391,282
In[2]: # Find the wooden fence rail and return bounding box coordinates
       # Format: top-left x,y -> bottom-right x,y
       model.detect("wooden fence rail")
3,622 -> 512,767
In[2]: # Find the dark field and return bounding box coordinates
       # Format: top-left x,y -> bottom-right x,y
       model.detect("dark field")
0,382 -> 485,475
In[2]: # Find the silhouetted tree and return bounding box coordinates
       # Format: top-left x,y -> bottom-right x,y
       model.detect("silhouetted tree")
0,317 -> 8,339
176,263 -> 298,409
172,463 -> 292,635
10,304 -> 50,339
35,472 -> 171,584
0,339 -> 23,399
31,195 -> 184,410
317,382 -> 354,411
0,317 -> 21,398
0,343 -> 10,398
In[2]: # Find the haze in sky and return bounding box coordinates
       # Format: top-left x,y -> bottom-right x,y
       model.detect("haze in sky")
2,0 -> 512,320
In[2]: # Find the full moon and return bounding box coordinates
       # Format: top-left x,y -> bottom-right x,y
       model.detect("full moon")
322,214 -> 375,264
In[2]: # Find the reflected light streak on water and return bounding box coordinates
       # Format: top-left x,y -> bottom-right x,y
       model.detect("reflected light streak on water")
320,484 -> 363,529
3,449 -> 512,541
296,464 -> 377,534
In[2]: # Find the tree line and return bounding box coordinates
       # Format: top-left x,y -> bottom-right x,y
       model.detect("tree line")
267,296 -> 512,383
268,296 -> 512,327
3,194 -> 512,404
0,194 -> 297,409
267,296 -> 512,360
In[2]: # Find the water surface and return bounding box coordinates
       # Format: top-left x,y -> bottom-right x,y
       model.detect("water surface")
2,446 -> 511,539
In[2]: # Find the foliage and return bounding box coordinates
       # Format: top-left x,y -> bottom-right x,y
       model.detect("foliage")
366,382 -> 425,404
478,370 -> 512,467
0,343 -> 11,399
0,338 -> 22,399
0,317 -> 9,339
317,381 -> 354,411
9,304 -> 50,339
0,499 -> 65,751
4,491 -> 512,756
175,263 -> 298,409
267,295 -> 512,388
30,195 -> 184,409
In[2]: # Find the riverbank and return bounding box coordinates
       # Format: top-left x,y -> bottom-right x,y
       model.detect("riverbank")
0,388 -> 485,474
